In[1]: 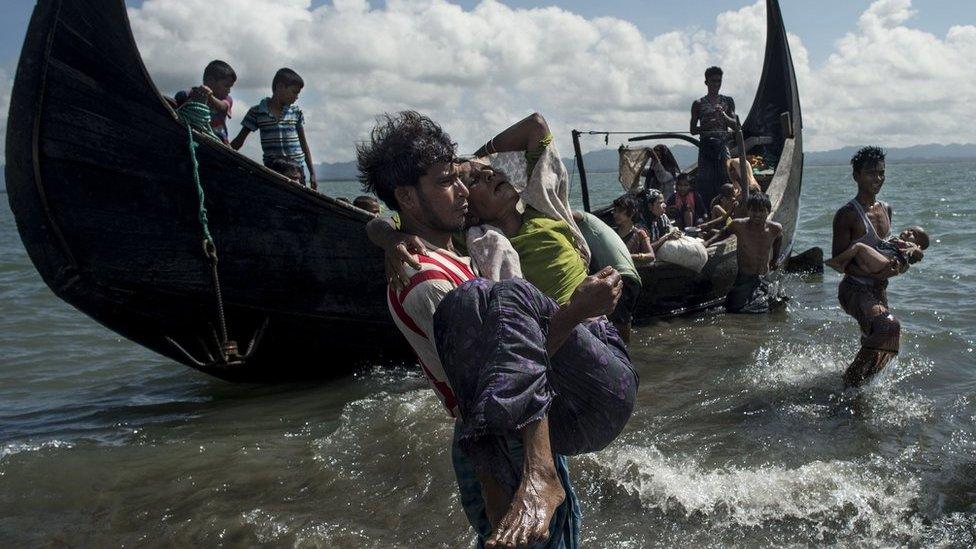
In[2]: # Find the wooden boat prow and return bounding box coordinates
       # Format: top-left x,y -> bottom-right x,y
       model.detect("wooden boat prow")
579,0 -> 803,319
6,0 -> 409,380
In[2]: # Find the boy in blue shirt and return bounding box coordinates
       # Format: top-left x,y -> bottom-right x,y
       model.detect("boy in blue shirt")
174,60 -> 236,144
232,68 -> 317,190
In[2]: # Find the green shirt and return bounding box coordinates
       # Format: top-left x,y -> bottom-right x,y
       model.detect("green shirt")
510,208 -> 588,305
574,211 -> 641,285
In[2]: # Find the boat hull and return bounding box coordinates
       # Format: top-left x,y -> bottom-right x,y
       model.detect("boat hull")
6,0 -> 411,380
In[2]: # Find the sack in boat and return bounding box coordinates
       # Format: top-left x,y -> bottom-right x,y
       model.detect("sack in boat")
657,235 -> 708,273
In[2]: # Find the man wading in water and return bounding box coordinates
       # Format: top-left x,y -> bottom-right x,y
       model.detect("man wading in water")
831,146 -> 901,387
359,112 -> 637,548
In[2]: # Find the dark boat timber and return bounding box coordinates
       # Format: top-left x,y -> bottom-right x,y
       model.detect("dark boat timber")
7,0 -> 799,381
6,0 -> 408,380
575,0 -> 803,320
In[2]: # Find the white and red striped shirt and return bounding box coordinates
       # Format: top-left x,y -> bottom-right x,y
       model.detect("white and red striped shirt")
387,245 -> 477,417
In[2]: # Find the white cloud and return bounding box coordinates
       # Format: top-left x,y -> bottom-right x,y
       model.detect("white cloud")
2,0 -> 973,166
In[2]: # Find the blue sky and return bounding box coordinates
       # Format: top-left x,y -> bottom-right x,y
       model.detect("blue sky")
0,0 -> 973,160
0,1 -> 966,68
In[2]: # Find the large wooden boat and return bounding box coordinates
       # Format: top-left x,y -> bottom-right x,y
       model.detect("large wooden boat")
6,0 -> 407,381
574,0 -> 803,319
7,0 -> 801,381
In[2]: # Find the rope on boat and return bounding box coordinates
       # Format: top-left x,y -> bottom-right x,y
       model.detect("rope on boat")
177,111 -> 241,366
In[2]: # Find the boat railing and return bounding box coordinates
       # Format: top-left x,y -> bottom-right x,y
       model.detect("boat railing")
572,126 -> 775,212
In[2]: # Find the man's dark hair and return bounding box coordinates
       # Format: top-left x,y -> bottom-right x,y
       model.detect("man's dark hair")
612,194 -> 639,218
705,66 -> 723,79
676,172 -> 690,183
719,183 -> 736,198
747,191 -> 772,211
850,146 -> 886,173
357,111 -> 457,211
268,157 -> 302,178
203,60 -> 236,83
272,68 -> 304,90
353,195 -> 380,213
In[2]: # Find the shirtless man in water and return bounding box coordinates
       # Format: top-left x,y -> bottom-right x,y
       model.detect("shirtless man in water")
706,192 -> 784,313
831,146 -> 901,387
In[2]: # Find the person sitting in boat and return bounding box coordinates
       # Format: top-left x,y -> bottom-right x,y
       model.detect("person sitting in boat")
690,66 -> 737,206
644,189 -> 681,253
643,144 -> 680,199
697,183 -> 739,239
826,225 -> 928,275
231,68 -> 317,191
666,173 -> 707,229
705,192 -> 785,313
727,157 -> 762,198
174,60 -> 236,145
267,157 -> 303,182
353,195 -> 381,215
612,194 -> 654,264
360,111 -> 637,549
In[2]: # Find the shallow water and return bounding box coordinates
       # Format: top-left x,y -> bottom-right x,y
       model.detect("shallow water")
2,162 -> 975,547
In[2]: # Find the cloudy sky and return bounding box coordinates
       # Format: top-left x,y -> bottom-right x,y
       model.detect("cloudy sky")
0,0 -> 973,164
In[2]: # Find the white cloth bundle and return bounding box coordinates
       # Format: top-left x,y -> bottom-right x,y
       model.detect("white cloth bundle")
657,235 -> 709,273
465,224 -> 522,282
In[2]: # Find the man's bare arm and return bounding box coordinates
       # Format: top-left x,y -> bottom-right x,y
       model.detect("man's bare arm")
230,127 -> 250,150
706,223 -> 735,247
297,124 -> 316,189
770,225 -> 783,269
207,94 -> 230,116
832,207 -> 897,279
474,112 -> 550,156
365,216 -> 427,289
546,267 -> 622,357
689,101 -> 700,135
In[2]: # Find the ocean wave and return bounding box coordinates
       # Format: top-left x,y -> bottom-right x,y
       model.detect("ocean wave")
584,444 -> 921,540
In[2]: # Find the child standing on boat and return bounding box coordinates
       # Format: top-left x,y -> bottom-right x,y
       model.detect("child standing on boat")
174,60 -> 236,144
706,192 -> 785,313
667,173 -> 707,229
232,68 -> 317,190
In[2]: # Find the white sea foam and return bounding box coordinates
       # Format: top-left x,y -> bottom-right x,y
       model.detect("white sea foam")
0,439 -> 73,461
584,444 -> 920,538
740,341 -> 935,427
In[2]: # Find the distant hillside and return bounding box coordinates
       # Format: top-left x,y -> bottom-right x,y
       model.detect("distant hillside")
315,160 -> 359,181
5,141 -> 974,188
567,142 -> 976,172
804,143 -> 976,166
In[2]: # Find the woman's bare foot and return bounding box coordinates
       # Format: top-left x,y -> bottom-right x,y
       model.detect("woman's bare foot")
485,463 -> 565,548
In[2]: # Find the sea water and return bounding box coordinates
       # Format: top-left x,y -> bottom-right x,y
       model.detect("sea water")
1,162 -> 975,547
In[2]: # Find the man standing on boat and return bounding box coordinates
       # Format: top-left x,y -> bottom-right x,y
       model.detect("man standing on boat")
690,66 -> 737,206
831,146 -> 901,387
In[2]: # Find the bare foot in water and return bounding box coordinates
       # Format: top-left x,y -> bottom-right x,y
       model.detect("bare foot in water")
485,463 -> 565,548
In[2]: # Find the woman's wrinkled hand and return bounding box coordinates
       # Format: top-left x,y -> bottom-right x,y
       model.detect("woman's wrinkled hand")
384,234 -> 427,291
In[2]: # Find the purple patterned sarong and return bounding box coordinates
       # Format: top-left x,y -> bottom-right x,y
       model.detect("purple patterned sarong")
433,277 -> 638,491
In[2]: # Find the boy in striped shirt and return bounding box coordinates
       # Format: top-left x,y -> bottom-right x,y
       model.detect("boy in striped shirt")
231,68 -> 317,190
